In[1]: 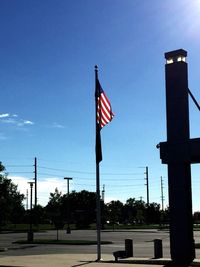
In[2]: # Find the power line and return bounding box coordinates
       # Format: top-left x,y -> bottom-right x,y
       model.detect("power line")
38,165 -> 144,176
6,163 -> 145,177
8,171 -> 33,174
38,172 -> 64,178
6,165 -> 33,168
110,184 -> 144,187
74,183 -> 144,187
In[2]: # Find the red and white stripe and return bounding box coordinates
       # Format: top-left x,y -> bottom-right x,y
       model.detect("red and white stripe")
97,91 -> 114,128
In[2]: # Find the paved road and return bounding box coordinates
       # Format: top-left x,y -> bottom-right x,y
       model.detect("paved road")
0,229 -> 200,258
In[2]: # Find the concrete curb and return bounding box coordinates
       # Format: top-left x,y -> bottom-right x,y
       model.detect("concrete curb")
102,258 -> 200,266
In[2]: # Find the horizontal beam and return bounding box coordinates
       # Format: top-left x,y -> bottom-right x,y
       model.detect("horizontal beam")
159,138 -> 200,164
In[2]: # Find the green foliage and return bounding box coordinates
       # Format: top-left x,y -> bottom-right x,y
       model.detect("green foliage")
32,205 -> 47,225
0,160 -> 168,230
62,190 -> 96,229
106,200 -> 124,230
194,212 -> 200,224
0,162 -> 25,228
45,188 -> 64,229
15,239 -> 112,245
1,223 -> 55,231
44,188 -> 167,229
145,202 -> 161,224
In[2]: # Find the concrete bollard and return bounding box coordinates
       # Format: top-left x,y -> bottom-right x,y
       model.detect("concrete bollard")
154,239 -> 163,259
125,239 -> 133,257
27,231 -> 34,243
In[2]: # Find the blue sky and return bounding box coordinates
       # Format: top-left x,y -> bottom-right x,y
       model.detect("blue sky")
1,0 -> 200,210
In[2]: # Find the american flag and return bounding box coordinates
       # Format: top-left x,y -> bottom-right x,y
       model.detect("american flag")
95,77 -> 114,164
96,79 -> 114,129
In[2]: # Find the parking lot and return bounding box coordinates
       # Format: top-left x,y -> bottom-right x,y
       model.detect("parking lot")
1,229 -> 200,266
0,229 -> 176,258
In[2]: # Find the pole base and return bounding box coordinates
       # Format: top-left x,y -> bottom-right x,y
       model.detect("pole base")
66,227 -> 71,234
27,231 -> 34,243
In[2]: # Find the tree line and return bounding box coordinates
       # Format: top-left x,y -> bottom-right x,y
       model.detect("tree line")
1,161 -> 199,230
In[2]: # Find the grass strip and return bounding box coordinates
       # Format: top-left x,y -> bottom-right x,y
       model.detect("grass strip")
195,243 -> 200,249
14,239 -> 112,245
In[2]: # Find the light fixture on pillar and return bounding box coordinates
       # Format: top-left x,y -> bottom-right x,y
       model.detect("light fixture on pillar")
165,49 -> 187,64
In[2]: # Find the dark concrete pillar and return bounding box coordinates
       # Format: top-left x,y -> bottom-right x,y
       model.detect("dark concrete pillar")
164,49 -> 194,266
168,163 -> 194,264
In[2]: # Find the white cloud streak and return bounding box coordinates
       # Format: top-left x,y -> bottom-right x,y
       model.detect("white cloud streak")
0,113 -> 34,127
52,122 -> 65,129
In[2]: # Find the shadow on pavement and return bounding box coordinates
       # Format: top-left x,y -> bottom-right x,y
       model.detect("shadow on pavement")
71,261 -> 93,267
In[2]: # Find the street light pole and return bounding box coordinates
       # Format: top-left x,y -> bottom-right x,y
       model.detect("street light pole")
34,157 -> 37,206
27,182 -> 34,242
145,166 -> 149,205
64,177 -> 73,234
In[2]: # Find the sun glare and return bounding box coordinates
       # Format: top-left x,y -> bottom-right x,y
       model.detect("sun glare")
180,1 -> 200,39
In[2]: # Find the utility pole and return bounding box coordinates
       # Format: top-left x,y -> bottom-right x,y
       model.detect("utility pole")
160,176 -> 164,211
26,189 -> 28,210
64,177 -> 72,196
144,166 -> 149,205
102,184 -> 105,202
34,157 -> 37,206
64,177 -> 73,234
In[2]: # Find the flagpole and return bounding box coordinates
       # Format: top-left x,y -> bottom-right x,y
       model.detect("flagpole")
95,65 -> 102,261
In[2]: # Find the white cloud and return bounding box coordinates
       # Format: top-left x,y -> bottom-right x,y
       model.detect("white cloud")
23,120 -> 34,125
105,196 -> 119,204
0,113 -> 10,118
9,176 -> 30,196
9,175 -> 67,207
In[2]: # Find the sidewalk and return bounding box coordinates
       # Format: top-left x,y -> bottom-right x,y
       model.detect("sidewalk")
0,253 -> 163,267
1,253 -> 200,267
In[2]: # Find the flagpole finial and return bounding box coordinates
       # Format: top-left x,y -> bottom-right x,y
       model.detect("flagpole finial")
95,65 -> 98,79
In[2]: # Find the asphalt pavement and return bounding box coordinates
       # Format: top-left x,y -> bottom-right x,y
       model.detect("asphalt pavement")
0,253 -> 168,267
0,229 -> 171,257
1,229 -> 200,266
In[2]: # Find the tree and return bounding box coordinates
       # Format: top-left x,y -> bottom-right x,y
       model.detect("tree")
194,212 -> 200,224
46,187 -> 63,225
145,202 -> 161,224
61,190 -> 96,229
123,198 -> 137,224
46,188 -> 64,240
0,162 -> 25,228
106,200 -> 124,230
32,205 -> 47,225
124,199 -> 146,224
